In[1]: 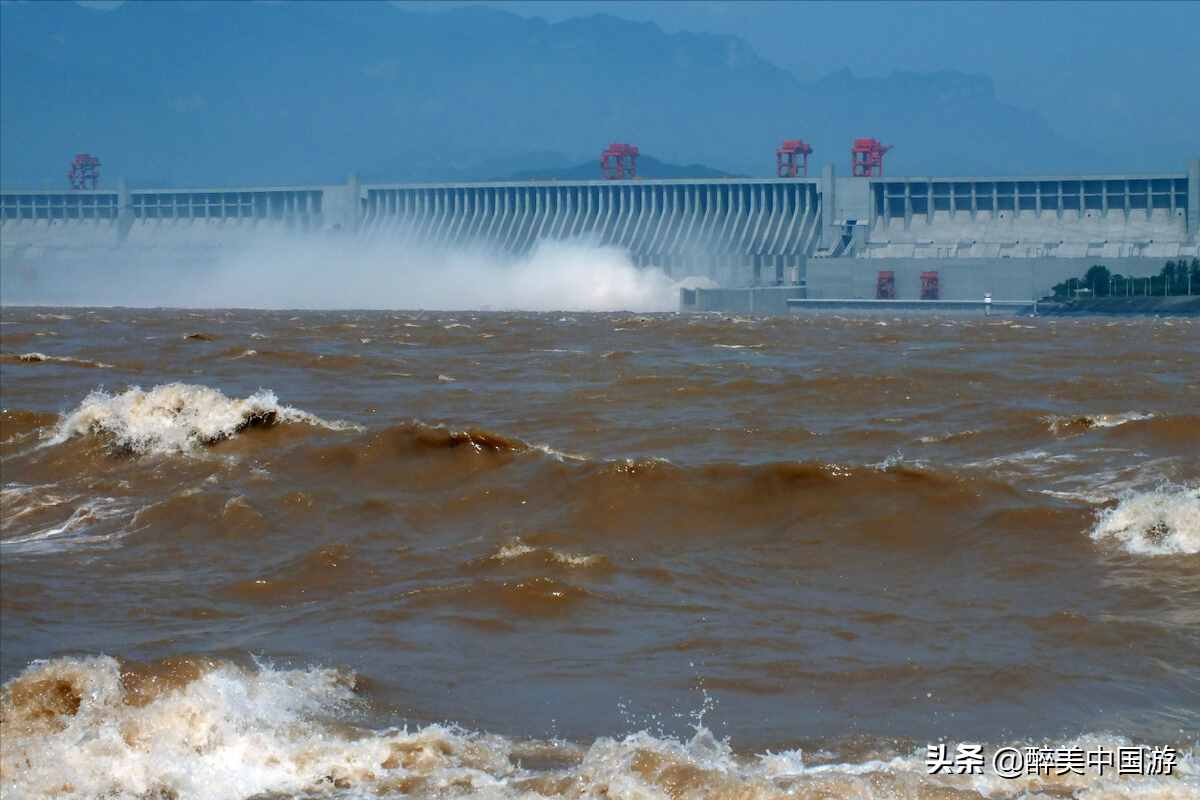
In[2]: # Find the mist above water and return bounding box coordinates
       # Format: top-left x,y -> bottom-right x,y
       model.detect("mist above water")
1,236 -> 713,311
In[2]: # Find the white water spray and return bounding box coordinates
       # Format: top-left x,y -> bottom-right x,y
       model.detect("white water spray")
2,234 -> 715,311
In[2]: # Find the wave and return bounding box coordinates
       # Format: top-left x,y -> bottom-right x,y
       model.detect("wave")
1101,414 -> 1200,446
0,483 -> 68,533
300,422 -> 538,473
918,429 -> 980,444
1044,411 -> 1155,435
403,576 -> 593,618
0,492 -> 132,553
1,352 -> 112,368
0,410 -> 59,447
1090,485 -> 1200,555
2,656 -> 1194,800
43,383 -> 360,455
291,422 -> 1042,556
233,348 -> 374,371
484,537 -> 609,569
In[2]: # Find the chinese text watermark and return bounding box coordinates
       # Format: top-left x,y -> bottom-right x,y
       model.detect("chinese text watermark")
926,744 -> 1177,778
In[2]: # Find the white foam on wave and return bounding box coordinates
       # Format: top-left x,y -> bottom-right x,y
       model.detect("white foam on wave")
2,656 -> 391,800
0,483 -> 64,528
1036,457 -> 1186,506
2,655 -> 1195,800
917,429 -> 979,444
869,451 -> 931,471
490,537 -> 605,568
1,482 -> 149,555
44,383 -> 360,455
1045,411 -> 1155,434
530,442 -> 589,463
6,352 -> 113,368
0,495 -> 132,554
965,448 -> 1084,481
1090,485 -> 1200,555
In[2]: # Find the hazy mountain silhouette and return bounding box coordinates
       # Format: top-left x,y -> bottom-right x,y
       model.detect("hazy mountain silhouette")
503,155 -> 735,181
1,2 -> 1107,188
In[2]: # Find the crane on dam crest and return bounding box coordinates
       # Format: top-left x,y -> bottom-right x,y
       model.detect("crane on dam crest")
776,140 -> 814,177
851,138 -> 892,177
68,154 -> 101,190
600,143 -> 639,180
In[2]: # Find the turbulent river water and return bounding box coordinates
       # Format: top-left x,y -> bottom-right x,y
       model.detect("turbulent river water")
0,307 -> 1197,799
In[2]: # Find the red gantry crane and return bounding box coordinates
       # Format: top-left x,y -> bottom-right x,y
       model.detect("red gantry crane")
776,139 -> 813,177
600,143 -> 639,180
851,138 -> 892,177
68,154 -> 102,190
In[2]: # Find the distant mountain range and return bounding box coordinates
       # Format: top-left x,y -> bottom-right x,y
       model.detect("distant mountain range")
501,155 -> 735,182
0,1 -> 1125,189
367,150 -> 735,184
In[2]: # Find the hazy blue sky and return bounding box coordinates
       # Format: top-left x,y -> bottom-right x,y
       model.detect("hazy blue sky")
411,0 -> 1199,160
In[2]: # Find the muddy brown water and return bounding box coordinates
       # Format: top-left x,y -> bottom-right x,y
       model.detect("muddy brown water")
1,308 -> 1197,798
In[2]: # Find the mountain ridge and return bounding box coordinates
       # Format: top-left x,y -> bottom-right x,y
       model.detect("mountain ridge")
0,2 -> 1123,188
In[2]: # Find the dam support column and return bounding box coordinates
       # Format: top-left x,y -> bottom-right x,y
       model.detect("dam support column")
1189,159 -> 1199,239
117,178 -> 133,243
346,174 -> 363,233
820,163 -> 836,251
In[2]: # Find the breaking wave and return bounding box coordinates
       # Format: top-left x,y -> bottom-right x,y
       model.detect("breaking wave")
44,383 -> 360,455
1,656 -> 1194,800
1090,485 -> 1200,555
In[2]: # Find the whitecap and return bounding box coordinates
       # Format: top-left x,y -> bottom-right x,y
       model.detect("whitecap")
44,383 -> 360,455
1090,485 -> 1200,555
1,655 -> 1195,799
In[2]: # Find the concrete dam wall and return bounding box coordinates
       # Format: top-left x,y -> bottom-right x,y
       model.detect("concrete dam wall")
2,159 -> 1197,304
0,178 -> 820,284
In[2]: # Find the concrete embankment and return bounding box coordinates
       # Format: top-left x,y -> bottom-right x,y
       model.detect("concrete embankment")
1037,296 -> 1200,316
785,298 -> 1032,316
680,287 -> 1036,316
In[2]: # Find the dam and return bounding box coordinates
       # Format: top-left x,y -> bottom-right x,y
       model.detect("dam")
2,159 -> 1197,304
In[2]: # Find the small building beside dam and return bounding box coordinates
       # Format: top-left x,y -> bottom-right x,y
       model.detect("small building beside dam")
2,159 -> 1197,304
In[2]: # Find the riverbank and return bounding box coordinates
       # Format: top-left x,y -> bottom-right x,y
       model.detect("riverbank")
1038,296 -> 1200,315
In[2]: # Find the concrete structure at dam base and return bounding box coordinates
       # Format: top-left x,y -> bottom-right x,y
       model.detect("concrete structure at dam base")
679,286 -> 1037,317
2,158 -> 1197,310
680,286 -> 806,315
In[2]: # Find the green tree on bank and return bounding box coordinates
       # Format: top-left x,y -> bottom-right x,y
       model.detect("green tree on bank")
1051,258 -> 1200,299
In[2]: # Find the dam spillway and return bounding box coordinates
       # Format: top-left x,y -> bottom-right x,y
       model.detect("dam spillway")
359,179 -> 820,284
2,159 -> 1198,303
